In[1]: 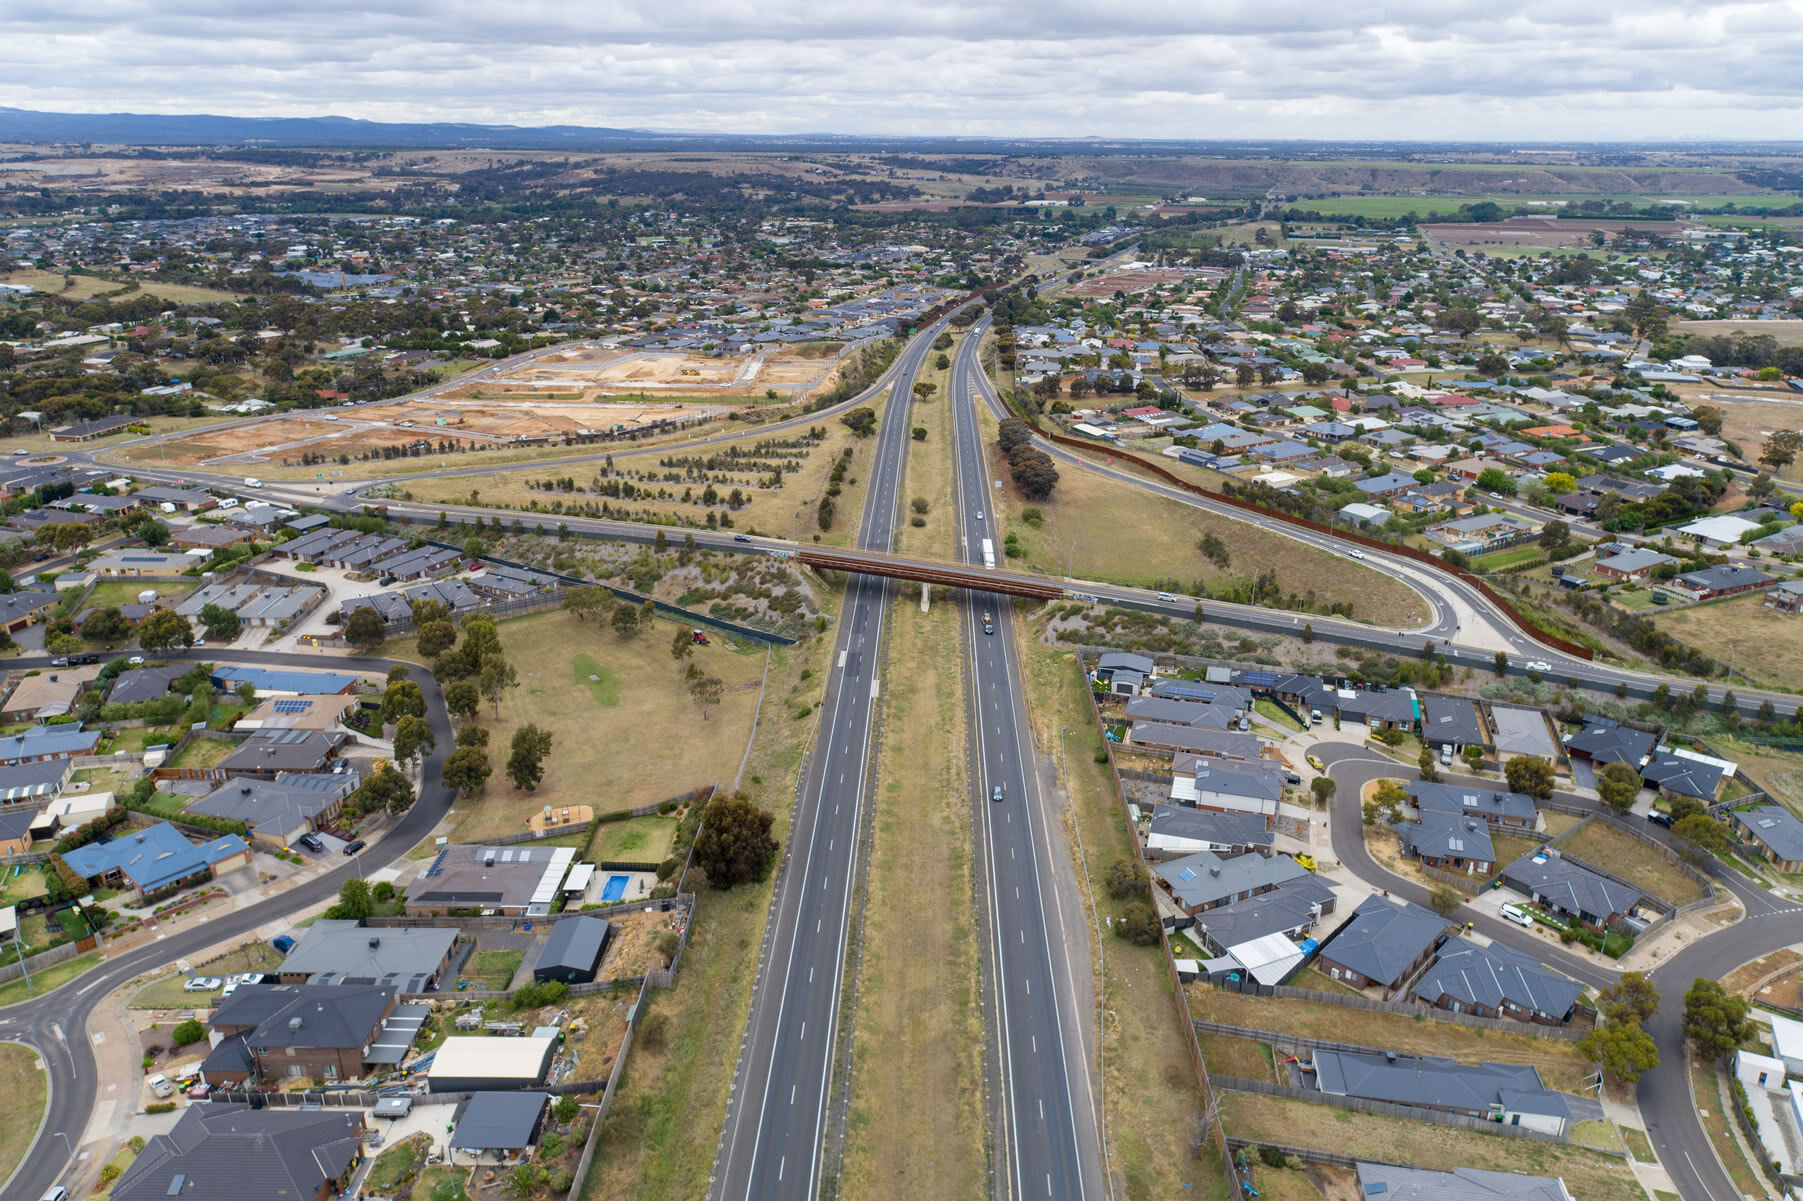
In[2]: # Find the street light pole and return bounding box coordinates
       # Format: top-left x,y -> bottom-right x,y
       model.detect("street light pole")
14,931 -> 31,993
55,1130 -> 74,1159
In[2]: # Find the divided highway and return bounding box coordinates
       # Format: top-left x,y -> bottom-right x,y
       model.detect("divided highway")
710,322 -> 937,1200
952,322 -> 1104,1201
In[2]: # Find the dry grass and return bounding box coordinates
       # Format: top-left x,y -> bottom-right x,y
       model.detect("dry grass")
395,609 -> 766,841
1219,1092 -> 1643,1201
1714,397 -> 1803,483
1652,593 -> 1803,692
1197,1034 -> 1277,1082
1556,821 -> 1710,905
1185,984 -> 1596,1094
975,402 -> 1427,625
894,338 -> 959,563
839,601 -> 985,1201
1620,1125 -> 1657,1164
1690,1056 -> 1767,1199
1022,644 -> 1229,1201
1541,811 -> 1584,837
0,1042 -> 47,1188
1723,947 -> 1803,996
1713,737 -> 1803,815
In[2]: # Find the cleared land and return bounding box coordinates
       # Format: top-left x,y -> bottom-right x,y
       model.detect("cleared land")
1185,983 -> 1595,1093
1652,593 -> 1803,691
840,601 -> 984,1201
399,609 -> 765,841
984,406 -> 1427,625
1555,821 -> 1710,905
1713,737 -> 1803,815
1219,1092 -> 1640,1201
1691,1058 -> 1768,1199
1712,396 -> 1803,483
1679,319 -> 1803,346
130,944 -> 284,1008
0,1042 -> 47,1188
3,268 -> 245,304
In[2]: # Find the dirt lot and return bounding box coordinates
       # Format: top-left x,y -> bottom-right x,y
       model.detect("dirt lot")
464,344 -> 840,400
596,906 -> 683,981
1063,267 -> 1190,298
1555,820 -> 1710,905
1680,319 -> 1803,346
1652,593 -> 1803,691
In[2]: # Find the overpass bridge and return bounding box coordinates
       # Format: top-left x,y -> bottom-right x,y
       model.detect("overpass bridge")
795,546 -> 1065,599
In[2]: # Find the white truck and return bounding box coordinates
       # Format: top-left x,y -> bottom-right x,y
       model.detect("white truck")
981,538 -> 996,571
242,476 -> 263,489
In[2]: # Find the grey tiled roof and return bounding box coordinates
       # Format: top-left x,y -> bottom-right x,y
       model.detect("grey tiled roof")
112,1104 -> 364,1201
1354,1163 -> 1572,1201
1318,894 -> 1449,985
1411,938 -> 1582,1021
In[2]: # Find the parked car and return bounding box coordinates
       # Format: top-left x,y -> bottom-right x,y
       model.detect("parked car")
343,839 -> 366,856
1500,903 -> 1535,928
297,833 -> 324,853
40,1185 -> 68,1201
1305,754 -> 1325,772
1647,810 -> 1675,829
48,657 -> 66,667
1310,709 -> 1323,725
147,1074 -> 175,1098
272,935 -> 296,954
182,976 -> 222,993
128,655 -> 144,666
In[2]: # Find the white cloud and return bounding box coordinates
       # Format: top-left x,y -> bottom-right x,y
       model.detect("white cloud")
1,1 -> 1802,138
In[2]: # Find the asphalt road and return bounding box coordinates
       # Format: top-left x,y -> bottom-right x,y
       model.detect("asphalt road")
952,322 -> 1103,1200
1313,744 -> 1802,1201
709,320 -> 936,1200
1,648 -> 454,1201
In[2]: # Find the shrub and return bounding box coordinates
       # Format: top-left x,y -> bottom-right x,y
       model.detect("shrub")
1260,1146 -> 1287,1168
638,1011 -> 670,1050
145,1101 -> 176,1114
171,1019 -> 206,1046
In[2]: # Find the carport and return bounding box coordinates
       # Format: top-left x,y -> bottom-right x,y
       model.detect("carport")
365,1002 -> 431,1067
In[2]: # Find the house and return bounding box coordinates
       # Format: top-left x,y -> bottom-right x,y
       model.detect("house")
1145,805 -> 1273,858
59,821 -> 251,899
187,772 -> 359,848
1768,580 -> 1803,614
1355,471 -> 1419,498
0,590 -> 59,632
1146,679 -> 1253,711
1122,695 -> 1236,731
218,729 -> 346,778
451,1091 -> 550,1159
1418,693 -> 1487,755
208,666 -> 362,697
1669,563 -> 1776,602
49,415 -> 135,442
428,1035 -> 559,1093
107,664 -> 185,705
1333,687 -> 1419,731
236,694 -> 356,732
171,524 -> 257,550
1352,1163 -> 1573,1201
1500,851 -> 1644,930
1428,513 -> 1536,553
1768,1012 -> 1803,1078
406,844 -> 576,917
1677,514 -> 1765,550
1592,547 -> 1677,581
1130,724 -> 1260,760
1730,803 -> 1803,874
134,485 -> 216,512
0,666 -> 96,722
1395,810 -> 1495,874
1310,1049 -> 1582,1135
1189,874 -> 1338,964
0,758 -> 70,803
1563,718 -> 1654,767
1151,848 -> 1309,916
1642,748 -> 1728,803
1171,760 -> 1286,816
85,550 -> 198,578
1314,894 -> 1451,996
1095,651 -> 1155,695
1410,939 -> 1582,1024
1338,502 -> 1390,527
110,1105 -> 366,1201
0,809 -> 34,855
205,983 -> 401,1083
1487,706 -> 1558,766
532,915 -> 613,984
276,919 -> 458,991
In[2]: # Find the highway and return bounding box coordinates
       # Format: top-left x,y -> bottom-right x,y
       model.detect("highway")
952,321 -> 1104,1200
709,320 -> 936,1200
2,649 -> 454,1201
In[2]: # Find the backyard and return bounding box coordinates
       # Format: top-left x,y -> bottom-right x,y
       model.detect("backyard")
1555,820 -> 1710,905
162,736 -> 239,772
588,813 -> 680,864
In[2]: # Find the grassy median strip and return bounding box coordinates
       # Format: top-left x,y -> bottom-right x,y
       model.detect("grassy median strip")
839,599 -> 985,1200
1021,643 -> 1227,1201
0,1042 -> 47,1188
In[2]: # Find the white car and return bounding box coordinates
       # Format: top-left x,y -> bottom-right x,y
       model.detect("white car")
974,511 -> 983,520
1525,660 -> 1551,673
1158,592 -> 1175,602
182,976 -> 223,993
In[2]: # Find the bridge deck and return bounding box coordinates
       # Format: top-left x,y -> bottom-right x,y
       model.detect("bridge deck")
796,548 -> 1064,599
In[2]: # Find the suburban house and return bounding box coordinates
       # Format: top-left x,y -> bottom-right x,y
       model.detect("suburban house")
1769,580 -> 1803,614
0,809 -> 34,855
235,694 -> 358,732
209,666 -> 362,697
406,844 -> 576,917
1731,803 -> 1803,874
1333,687 -> 1419,731
0,590 -> 59,633
106,664 -> 185,705
1641,747 -> 1730,803
1409,782 -> 1539,829
58,821 -> 252,900
1187,875 -> 1339,983
1151,848 -> 1310,916
1352,1164 -> 1573,1201
218,729 -> 346,779
1677,514 -> 1765,549
0,666 -> 96,722
49,416 -> 136,442
1668,563 -> 1776,602
1500,851 -> 1645,930
1314,894 -> 1452,996
110,1105 -> 367,1201
1419,694 -> 1488,755
1562,718 -> 1654,767
204,983 -> 404,1084
1309,1049 -> 1584,1136
1592,547 -> 1677,581
1131,724 -> 1260,760
1487,706 -> 1559,766
1094,651 -> 1155,695
1171,760 -> 1285,816
276,919 -> 458,991
1122,695 -> 1236,731
1146,679 -> 1253,712
85,550 -> 199,578
1409,939 -> 1583,1024
1395,810 -> 1496,875
187,772 -> 360,849
0,758 -> 71,803
1145,805 -> 1273,859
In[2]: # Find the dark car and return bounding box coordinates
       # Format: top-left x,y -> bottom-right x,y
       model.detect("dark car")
1646,810 -> 1674,829
990,785 -> 1004,803
297,833 -> 324,853
733,533 -> 751,543
342,839 -> 367,855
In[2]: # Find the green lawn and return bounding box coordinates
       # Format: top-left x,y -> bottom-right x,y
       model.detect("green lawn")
163,737 -> 238,770
413,1166 -> 472,1201
1472,545 -> 1544,573
0,866 -> 48,905
82,580 -> 196,612
1254,698 -> 1304,733
588,815 -> 680,864
0,951 -> 102,1007
129,944 -> 284,1009
131,790 -> 191,820
105,726 -> 186,753
366,1137 -> 423,1195
72,766 -> 139,794
0,1042 -> 47,1189
463,950 -> 522,988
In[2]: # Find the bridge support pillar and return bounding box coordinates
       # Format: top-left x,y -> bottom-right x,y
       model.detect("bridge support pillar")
920,582 -> 930,613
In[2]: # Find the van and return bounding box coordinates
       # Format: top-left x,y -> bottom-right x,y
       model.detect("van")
1310,709 -> 1323,725
147,1074 -> 175,1098
1500,904 -> 1534,928
243,477 -> 263,488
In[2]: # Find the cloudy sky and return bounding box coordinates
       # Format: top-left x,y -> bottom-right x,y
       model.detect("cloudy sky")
4,1 -> 1802,140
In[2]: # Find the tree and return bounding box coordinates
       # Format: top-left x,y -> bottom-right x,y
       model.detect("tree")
1668,795 -> 1707,825
392,715 -> 435,766
1599,972 -> 1660,1025
1683,977 -> 1752,1060
553,1093 -> 580,1125
196,603 -> 242,642
444,680 -> 479,723
1761,429 -> 1801,472
136,609 -> 193,654
171,1018 -> 206,1046
1537,519 -> 1570,551
1578,1021 -> 1660,1085
1116,901 -> 1162,945
381,680 -> 427,724
840,407 -> 877,437
689,674 -> 725,720
442,745 -> 492,796
1105,857 -> 1148,900
693,792 -> 779,888
610,604 -> 640,640
456,725 -> 490,749
563,585 -> 607,623
1597,761 -> 1642,816
351,762 -> 414,816
342,605 -> 387,653
671,627 -> 693,666
1475,468 -> 1516,496
82,606 -> 130,645
1691,404 -> 1724,436
1428,884 -> 1462,918
1543,472 -> 1577,496
416,619 -> 457,659
507,723 -> 554,791
334,877 -> 373,920
502,1160 -> 549,1201
1671,814 -> 1734,864
461,615 -> 502,666
479,656 -> 519,718
1504,755 -> 1555,800
1493,651 -> 1508,677
1418,748 -> 1440,782
1309,777 -> 1336,807
138,519 -> 171,548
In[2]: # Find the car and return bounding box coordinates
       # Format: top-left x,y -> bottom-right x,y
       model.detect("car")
72,654 -> 99,666
377,576 -> 397,586
1305,754 -> 1325,772
220,980 -> 240,998
733,533 -> 751,543
990,785 -> 1004,803
343,839 -> 366,856
128,655 -> 144,666
1524,660 -> 1551,673
974,511 -> 983,520
8,449 -> 27,457
1439,744 -> 1453,765
1157,592 -> 1175,602
1309,709 -> 1323,725
234,973 -> 268,985
272,935 -> 296,954
1647,810 -> 1675,829
1346,549 -> 1366,560
1500,903 -> 1535,928
39,1187 -> 68,1201
147,1074 -> 175,1098
297,833 -> 324,853
983,620 -> 994,634
48,657 -> 66,667
182,976 -> 222,993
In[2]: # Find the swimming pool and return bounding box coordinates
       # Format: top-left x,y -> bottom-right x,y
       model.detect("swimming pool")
600,873 -> 630,902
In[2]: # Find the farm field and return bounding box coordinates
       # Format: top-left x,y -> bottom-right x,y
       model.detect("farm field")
1652,593 -> 1803,691
1556,820 -> 1710,905
398,609 -> 765,842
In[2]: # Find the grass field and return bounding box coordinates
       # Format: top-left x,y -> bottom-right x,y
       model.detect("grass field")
0,865 -> 48,905
0,1042 -> 47,1188
413,1166 -> 471,1201
895,339 -> 959,563
1714,737 -> 1803,814
0,951 -> 102,1007
1556,820 -> 1710,905
397,609 -> 766,842
1691,1057 -> 1767,1199
1023,644 -> 1227,1201
839,600 -> 984,1201
463,949 -> 522,989
582,636 -> 833,1200
0,268 -> 241,304
1620,1125 -> 1657,1164
986,409 -> 1427,625
1679,319 -> 1803,346
1197,1033 -> 1277,1081
1186,984 -> 1595,1093
1713,397 -> 1803,484
1219,1092 -> 1642,1201
1471,546 -> 1545,573
1652,592 -> 1803,691
588,814 -> 680,863
82,580 -> 196,612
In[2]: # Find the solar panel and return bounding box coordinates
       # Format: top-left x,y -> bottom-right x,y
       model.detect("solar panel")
273,699 -> 310,713
1240,671 -> 1281,687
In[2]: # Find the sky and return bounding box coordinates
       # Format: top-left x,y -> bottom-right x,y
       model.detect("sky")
4,1 -> 1803,140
